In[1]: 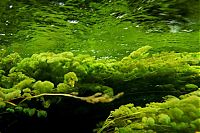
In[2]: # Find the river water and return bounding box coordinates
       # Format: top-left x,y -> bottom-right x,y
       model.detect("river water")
0,0 -> 199,58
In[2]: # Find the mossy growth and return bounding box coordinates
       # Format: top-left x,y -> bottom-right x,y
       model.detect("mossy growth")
98,89 -> 200,133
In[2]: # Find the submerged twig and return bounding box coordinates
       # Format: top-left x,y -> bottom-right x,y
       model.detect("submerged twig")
19,92 -> 124,104
5,101 -> 17,106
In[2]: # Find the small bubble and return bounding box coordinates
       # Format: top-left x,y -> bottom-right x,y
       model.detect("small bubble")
58,2 -> 64,6
116,14 -> 126,19
138,7 -> 142,10
67,20 -> 79,24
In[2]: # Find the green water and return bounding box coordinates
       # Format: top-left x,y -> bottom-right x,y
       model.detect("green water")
0,0 -> 199,58
0,0 -> 200,132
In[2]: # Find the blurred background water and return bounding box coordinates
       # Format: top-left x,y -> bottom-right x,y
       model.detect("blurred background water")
0,1 -> 199,132
0,0 -> 199,59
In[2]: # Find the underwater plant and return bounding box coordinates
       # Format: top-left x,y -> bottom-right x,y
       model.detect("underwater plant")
0,46 -> 199,132
97,88 -> 200,133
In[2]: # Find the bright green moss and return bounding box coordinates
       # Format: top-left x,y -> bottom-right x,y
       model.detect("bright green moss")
0,101 -> 6,108
56,83 -> 71,93
99,89 -> 200,132
32,81 -> 54,94
13,78 -> 35,90
64,72 -> 78,87
146,117 -> 155,126
4,90 -> 21,101
22,88 -> 31,93
169,107 -> 184,121
158,114 -> 171,124
0,47 -> 199,129
185,84 -> 198,90
22,93 -> 32,98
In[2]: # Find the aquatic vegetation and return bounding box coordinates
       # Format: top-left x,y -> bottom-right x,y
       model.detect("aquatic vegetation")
97,88 -> 200,133
0,1 -> 199,132
0,46 -> 199,119
0,46 -> 199,132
